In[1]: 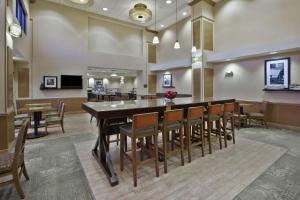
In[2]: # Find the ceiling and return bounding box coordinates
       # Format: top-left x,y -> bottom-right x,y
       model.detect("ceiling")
45,0 -> 221,31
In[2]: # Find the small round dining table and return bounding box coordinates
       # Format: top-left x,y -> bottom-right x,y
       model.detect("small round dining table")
19,104 -> 56,139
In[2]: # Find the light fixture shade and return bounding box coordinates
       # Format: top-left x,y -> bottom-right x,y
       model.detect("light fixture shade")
9,23 -> 22,38
191,46 -> 197,53
69,0 -> 89,4
174,40 -> 180,49
152,36 -> 160,44
129,4 -> 152,23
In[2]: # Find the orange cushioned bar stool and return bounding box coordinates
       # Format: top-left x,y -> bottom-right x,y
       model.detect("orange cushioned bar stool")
185,106 -> 205,162
119,112 -> 159,187
222,103 -> 236,147
204,104 -> 223,154
160,109 -> 185,174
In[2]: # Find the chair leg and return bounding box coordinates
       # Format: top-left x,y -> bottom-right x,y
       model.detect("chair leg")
264,120 -> 268,129
116,134 -> 119,146
231,117 -> 235,144
207,120 -> 212,154
90,116 -> 93,123
132,137 -> 137,187
140,138 -> 144,161
120,134 -> 124,171
238,117 -> 241,130
163,130 -> 168,173
45,124 -> 48,135
223,118 -> 227,148
61,121 -> 65,133
13,171 -> 25,199
154,134 -> 159,177
186,124 -> 192,163
217,120 -> 222,150
22,163 -> 30,180
179,128 -> 184,166
200,123 -> 205,157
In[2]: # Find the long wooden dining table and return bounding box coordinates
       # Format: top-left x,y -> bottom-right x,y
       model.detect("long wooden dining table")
82,97 -> 235,186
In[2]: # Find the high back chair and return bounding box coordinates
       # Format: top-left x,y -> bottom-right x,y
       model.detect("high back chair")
248,101 -> 268,128
160,109 -> 184,174
45,100 -> 63,118
119,112 -> 159,187
185,106 -> 205,162
0,119 -> 30,199
204,104 -> 223,154
45,103 -> 65,134
223,103 -> 236,147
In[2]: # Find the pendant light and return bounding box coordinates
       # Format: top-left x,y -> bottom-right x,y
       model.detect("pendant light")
152,0 -> 160,44
191,5 -> 197,53
174,0 -> 180,49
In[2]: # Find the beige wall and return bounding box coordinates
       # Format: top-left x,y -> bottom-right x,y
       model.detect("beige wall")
156,68 -> 192,95
214,0 -> 300,53
153,17 -> 192,71
102,77 -> 136,93
213,52 -> 300,103
30,0 -> 152,98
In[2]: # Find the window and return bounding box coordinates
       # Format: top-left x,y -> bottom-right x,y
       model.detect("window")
16,0 -> 26,34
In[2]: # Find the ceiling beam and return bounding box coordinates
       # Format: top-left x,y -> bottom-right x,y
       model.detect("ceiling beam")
188,0 -> 216,6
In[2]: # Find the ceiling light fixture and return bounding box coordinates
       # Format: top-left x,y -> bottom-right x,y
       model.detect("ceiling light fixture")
191,6 -> 196,53
102,7 -> 108,11
152,0 -> 160,45
160,24 -> 165,28
9,23 -> 22,38
129,3 -> 152,23
174,0 -> 180,49
166,0 -> 172,4
111,73 -> 118,77
270,51 -> 278,55
69,0 -> 89,5
182,12 -> 187,16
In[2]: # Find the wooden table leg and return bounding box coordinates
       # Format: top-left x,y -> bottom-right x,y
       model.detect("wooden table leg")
26,111 -> 47,139
92,119 -> 119,186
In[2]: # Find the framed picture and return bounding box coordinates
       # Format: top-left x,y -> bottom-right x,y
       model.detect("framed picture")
264,57 -> 290,89
163,74 -> 172,88
44,76 -> 57,89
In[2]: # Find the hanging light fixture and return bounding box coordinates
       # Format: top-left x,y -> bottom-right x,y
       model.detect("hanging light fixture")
152,0 -> 160,44
174,0 -> 180,49
129,3 -> 152,23
191,5 -> 197,53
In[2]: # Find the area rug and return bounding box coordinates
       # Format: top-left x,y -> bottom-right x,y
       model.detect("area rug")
75,136 -> 286,200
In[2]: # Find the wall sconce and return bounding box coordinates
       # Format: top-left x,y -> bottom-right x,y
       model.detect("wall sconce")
9,23 -> 22,38
225,71 -> 234,78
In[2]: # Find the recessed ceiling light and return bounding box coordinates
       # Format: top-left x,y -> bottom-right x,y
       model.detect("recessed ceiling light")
160,24 -> 165,28
102,7 -> 108,11
166,0 -> 172,4
270,51 -> 278,55
111,73 -> 118,77
69,0 -> 89,5
182,12 -> 187,16
226,59 -> 232,61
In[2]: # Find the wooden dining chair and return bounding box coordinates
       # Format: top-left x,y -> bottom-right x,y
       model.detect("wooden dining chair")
234,102 -> 248,130
204,104 -> 223,154
160,109 -> 185,174
247,101 -> 268,128
223,103 -> 236,147
119,112 -> 159,187
0,119 -> 30,199
45,103 -> 65,134
185,106 -> 205,162
45,100 -> 63,118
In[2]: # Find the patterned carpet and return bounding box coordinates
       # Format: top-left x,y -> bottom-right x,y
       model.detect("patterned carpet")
0,133 -> 96,200
1,125 -> 300,200
234,127 -> 300,200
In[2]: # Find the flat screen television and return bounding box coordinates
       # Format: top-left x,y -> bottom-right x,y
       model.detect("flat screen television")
61,75 -> 83,89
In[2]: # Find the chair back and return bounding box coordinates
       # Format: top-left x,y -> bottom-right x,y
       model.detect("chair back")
188,106 -> 204,120
208,104 -> 222,115
164,109 -> 184,124
60,103 -> 65,121
132,112 -> 158,137
57,100 -> 63,112
224,103 -> 235,113
13,119 -> 30,168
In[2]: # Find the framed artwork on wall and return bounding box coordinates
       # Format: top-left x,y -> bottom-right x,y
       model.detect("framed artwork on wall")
264,57 -> 290,89
44,76 -> 57,89
163,74 -> 172,88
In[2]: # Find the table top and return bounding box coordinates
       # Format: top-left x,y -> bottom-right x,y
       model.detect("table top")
19,106 -> 56,113
25,103 -> 52,107
82,97 -> 235,119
